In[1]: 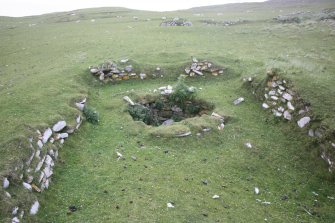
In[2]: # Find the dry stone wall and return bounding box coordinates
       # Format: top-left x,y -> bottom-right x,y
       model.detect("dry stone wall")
246,69 -> 335,172
89,60 -> 161,83
89,58 -> 226,83
160,18 -> 192,27
1,98 -> 86,223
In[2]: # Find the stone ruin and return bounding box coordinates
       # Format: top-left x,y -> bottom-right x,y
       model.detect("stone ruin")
89,58 -> 226,83
123,82 -> 226,138
246,69 -> 335,172
160,18 -> 192,27
89,60 -> 153,82
201,19 -> 248,26
125,83 -> 215,127
2,98 -> 87,222
259,71 -> 305,123
184,58 -> 226,77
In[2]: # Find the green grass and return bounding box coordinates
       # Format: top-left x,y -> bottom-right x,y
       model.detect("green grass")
1,0 -> 335,222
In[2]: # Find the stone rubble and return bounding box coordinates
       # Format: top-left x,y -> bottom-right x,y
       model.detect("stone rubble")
160,18 -> 192,26
184,58 -> 225,77
261,71 -> 313,128
234,97 -> 245,105
89,60 -> 151,83
2,97 -> 86,221
250,69 -> 335,172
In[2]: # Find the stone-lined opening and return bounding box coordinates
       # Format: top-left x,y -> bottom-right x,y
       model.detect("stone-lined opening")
128,95 -> 215,126
126,77 -> 215,126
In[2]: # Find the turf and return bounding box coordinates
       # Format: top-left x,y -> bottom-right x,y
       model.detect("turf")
0,0 -> 335,222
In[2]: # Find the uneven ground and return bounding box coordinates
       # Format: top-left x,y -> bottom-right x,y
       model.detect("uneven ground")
1,0 -> 335,222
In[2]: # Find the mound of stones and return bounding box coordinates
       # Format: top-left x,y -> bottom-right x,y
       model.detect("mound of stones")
184,58 -> 225,77
89,60 -> 150,82
273,15 -> 301,23
201,19 -> 248,26
160,18 -> 192,27
273,8 -> 335,24
2,98 -> 86,222
247,69 -> 335,172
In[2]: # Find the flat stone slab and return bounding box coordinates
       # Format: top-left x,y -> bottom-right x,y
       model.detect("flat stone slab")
52,121 -> 66,132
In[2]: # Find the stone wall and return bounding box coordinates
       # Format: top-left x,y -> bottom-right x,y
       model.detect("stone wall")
160,18 -> 192,27
246,69 -> 335,172
89,60 -> 162,83
1,98 -> 86,223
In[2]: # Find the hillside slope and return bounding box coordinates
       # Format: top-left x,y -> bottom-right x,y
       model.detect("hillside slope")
1,0 -> 335,222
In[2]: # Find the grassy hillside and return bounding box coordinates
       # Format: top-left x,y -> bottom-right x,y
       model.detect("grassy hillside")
0,0 -> 335,222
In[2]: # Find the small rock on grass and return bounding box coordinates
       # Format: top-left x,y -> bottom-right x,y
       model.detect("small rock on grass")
254,187 -> 260,195
262,103 -> 269,109
167,202 -> 175,208
3,177 -> 9,189
116,151 -> 123,160
233,97 -> 244,105
68,205 -> 77,213
29,201 -> 40,215
202,179 -> 208,185
217,123 -> 225,130
262,201 -> 271,205
281,195 -> 289,200
212,195 -> 220,199
244,142 -> 253,149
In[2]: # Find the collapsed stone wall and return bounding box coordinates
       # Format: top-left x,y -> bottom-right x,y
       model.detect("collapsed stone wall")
89,60 -> 163,83
246,69 -> 335,172
184,58 -> 226,77
89,58 -> 226,83
160,18 -> 192,27
201,19 -> 248,26
1,98 -> 87,223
